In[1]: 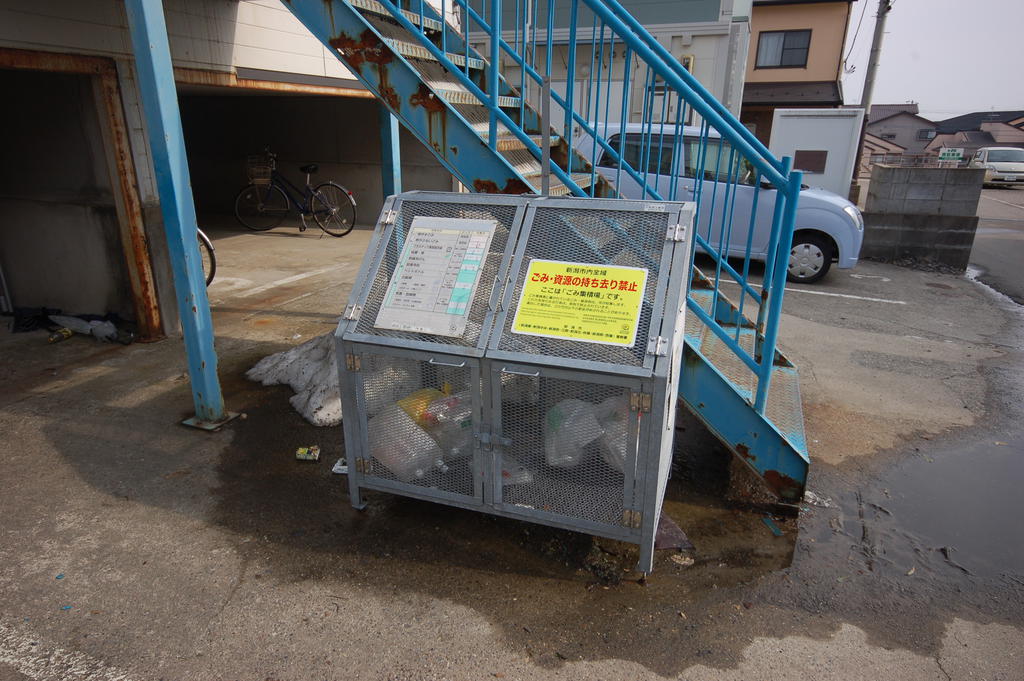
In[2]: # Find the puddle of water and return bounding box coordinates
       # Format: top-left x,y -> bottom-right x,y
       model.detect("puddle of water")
880,435 -> 1024,579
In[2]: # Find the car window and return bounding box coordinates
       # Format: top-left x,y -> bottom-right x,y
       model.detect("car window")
597,133 -> 754,184
599,133 -> 678,175
988,149 -> 1024,163
682,137 -> 755,184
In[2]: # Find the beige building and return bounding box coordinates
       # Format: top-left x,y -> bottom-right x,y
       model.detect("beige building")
739,0 -> 854,144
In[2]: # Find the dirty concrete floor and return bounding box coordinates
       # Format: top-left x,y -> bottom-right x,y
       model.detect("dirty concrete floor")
1,216 -> 1022,680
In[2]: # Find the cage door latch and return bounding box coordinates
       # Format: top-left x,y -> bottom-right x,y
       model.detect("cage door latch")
629,391 -> 652,413
646,336 -> 668,357
665,223 -> 687,241
622,509 -> 643,528
477,430 -> 511,450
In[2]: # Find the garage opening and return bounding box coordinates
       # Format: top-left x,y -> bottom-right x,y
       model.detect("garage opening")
0,68 -> 134,326
178,89 -> 454,228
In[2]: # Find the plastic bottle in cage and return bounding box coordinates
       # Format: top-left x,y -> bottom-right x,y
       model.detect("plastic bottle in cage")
367,403 -> 442,482
421,390 -> 474,459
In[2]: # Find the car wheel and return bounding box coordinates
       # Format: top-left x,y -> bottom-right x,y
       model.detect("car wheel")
787,232 -> 833,284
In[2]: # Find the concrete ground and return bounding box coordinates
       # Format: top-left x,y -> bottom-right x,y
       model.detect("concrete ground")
1,213 -> 1022,681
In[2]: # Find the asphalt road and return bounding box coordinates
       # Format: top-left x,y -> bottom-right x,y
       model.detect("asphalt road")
971,187 -> 1024,303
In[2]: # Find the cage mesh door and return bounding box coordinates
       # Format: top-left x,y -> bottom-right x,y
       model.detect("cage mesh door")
496,205 -> 671,368
358,352 -> 479,499
494,369 -> 639,527
354,200 -> 520,349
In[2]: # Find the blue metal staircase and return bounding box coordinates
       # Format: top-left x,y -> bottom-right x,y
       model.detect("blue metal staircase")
281,0 -> 809,502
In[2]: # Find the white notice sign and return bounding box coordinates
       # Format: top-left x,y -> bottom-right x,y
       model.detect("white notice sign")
374,216 -> 497,337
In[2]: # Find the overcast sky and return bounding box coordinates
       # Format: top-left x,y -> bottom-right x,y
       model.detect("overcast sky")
840,0 -> 1023,121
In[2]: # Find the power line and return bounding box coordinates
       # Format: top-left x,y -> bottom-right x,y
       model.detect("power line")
843,0 -> 870,69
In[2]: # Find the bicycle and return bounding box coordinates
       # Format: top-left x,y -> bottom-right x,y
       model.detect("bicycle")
234,149 -> 356,237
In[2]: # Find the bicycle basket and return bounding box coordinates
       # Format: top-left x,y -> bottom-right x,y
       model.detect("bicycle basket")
246,155 -> 273,185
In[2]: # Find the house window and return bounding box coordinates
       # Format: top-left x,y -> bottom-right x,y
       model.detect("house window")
755,30 -> 811,68
881,133 -> 897,140
917,129 -> 936,140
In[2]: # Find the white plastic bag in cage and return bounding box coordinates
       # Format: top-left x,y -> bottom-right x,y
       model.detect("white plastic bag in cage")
367,403 -> 443,482
544,398 -> 604,468
595,395 -> 631,472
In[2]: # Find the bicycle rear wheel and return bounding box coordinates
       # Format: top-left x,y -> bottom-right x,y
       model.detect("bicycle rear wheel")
234,183 -> 288,231
311,181 -> 356,237
197,228 -> 216,286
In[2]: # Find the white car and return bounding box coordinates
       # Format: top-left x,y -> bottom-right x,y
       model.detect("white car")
574,124 -> 864,283
970,147 -> 1024,187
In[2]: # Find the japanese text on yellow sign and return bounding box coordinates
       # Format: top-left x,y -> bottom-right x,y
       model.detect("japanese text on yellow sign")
511,259 -> 648,347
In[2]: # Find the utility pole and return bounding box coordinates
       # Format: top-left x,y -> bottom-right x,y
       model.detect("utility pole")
861,0 -> 893,117
850,0 -> 893,190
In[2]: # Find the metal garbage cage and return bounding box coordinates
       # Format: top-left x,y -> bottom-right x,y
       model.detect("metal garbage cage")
336,191 -> 694,572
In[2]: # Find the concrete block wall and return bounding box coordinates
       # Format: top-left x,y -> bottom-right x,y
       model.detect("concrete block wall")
865,165 -> 985,217
861,165 -> 985,271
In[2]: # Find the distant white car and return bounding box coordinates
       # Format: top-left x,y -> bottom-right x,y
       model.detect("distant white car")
574,124 -> 864,283
970,147 -> 1024,187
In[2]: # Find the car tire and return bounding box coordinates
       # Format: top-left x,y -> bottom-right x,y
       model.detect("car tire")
787,232 -> 833,284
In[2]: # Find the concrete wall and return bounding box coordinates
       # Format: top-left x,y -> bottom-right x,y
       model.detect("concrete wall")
865,165 -> 983,217
745,1 -> 849,83
0,69 -> 133,317
0,0 -> 355,84
180,95 -> 452,225
865,112 -> 936,153
861,165 -> 985,271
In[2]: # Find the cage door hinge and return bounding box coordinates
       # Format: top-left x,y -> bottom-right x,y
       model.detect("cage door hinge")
629,391 -> 652,413
381,209 -> 398,225
622,509 -> 643,528
342,303 -> 363,321
665,223 -> 687,241
354,458 -> 370,474
345,353 -> 361,372
646,336 -> 668,357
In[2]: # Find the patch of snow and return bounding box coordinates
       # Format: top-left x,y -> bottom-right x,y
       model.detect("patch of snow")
246,333 -> 342,426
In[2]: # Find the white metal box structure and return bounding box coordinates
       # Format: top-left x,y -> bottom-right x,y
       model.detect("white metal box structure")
769,107 -> 865,196
336,191 -> 694,572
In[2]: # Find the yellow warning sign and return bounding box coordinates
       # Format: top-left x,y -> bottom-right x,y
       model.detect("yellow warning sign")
511,259 -> 649,347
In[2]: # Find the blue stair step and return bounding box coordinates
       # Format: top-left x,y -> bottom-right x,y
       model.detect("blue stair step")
349,0 -> 445,32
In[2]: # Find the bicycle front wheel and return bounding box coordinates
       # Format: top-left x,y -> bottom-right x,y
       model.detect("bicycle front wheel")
234,183 -> 289,231
311,182 -> 356,237
197,228 -> 216,287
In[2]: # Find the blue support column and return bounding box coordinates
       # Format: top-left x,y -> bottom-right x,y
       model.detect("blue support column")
380,104 -> 402,199
124,0 -> 234,428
